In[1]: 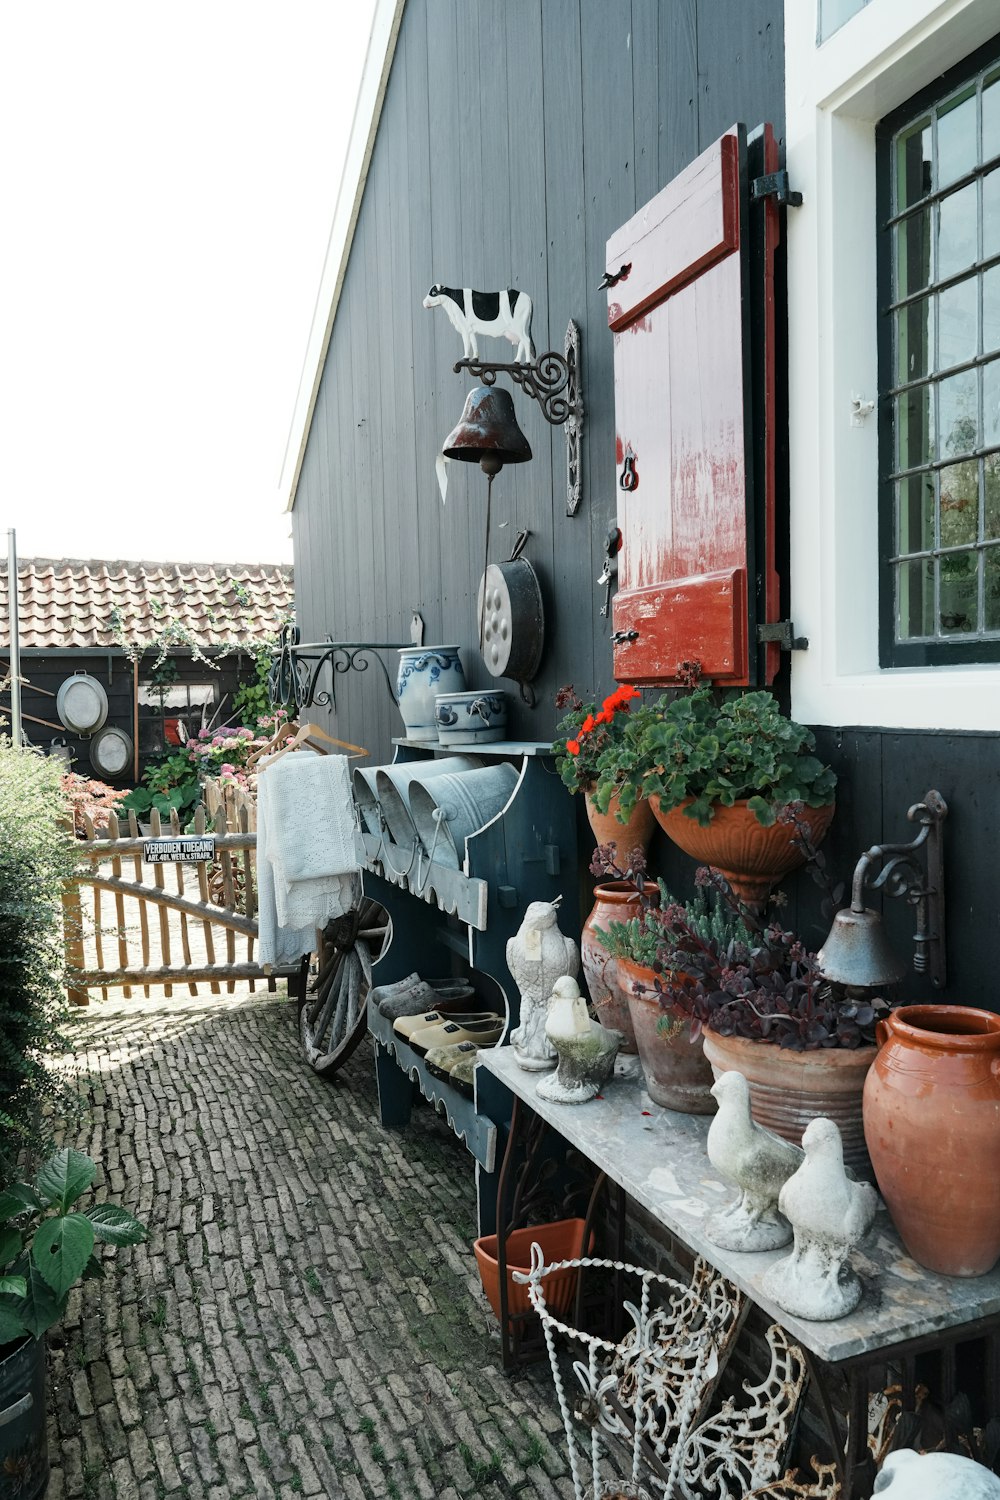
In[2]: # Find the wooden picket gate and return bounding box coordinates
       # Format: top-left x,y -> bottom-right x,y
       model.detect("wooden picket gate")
64,799 -> 301,1003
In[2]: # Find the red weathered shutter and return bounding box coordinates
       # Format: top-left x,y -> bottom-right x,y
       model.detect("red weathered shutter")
607,124 -> 779,687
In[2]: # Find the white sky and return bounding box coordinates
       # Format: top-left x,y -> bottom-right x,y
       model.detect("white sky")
0,2 -> 375,566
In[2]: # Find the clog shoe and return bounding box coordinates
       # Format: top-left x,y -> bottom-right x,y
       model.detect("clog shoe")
392,1010 -> 487,1043
377,977 -> 476,1020
407,1015 -> 504,1057
424,1040 -> 485,1097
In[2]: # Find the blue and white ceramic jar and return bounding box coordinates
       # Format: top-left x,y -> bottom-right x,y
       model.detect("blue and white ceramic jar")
396,647 -> 465,742
434,689 -> 508,745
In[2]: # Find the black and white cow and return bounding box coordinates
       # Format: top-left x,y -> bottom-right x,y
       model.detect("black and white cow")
422,285 -> 535,363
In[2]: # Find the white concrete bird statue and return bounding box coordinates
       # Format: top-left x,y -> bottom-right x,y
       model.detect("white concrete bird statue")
536,977 -> 623,1104
704,1070 -> 804,1252
507,899 -> 579,1072
761,1115 -> 878,1322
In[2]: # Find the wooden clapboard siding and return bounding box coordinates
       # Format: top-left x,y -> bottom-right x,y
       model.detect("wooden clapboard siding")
292,0 -> 787,762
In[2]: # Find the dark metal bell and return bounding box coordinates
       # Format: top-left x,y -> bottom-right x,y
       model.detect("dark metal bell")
816,905 -> 908,989
442,386 -> 532,476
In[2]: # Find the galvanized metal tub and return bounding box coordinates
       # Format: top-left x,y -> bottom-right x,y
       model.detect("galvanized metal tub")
408,762 -> 519,868
373,757 -> 484,848
0,1336 -> 48,1500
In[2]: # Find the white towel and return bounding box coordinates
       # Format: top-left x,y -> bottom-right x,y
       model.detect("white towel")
256,753 -> 359,967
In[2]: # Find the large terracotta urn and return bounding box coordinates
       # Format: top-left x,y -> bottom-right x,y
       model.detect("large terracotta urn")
617,957 -> 715,1114
584,787 -> 655,863
864,1005 -> 1000,1277
703,1029 -> 877,1178
653,798 -> 835,909
580,882 -> 658,1054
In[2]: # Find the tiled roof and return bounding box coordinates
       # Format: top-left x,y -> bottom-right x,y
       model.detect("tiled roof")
0,559 -> 294,652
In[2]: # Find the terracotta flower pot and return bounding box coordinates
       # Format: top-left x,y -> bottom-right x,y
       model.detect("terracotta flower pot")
580,882 -> 659,1054
864,1005 -> 1000,1277
702,1028 -> 877,1178
473,1217 -> 592,1325
653,797 -> 836,909
584,787 -> 655,863
617,957 -> 716,1114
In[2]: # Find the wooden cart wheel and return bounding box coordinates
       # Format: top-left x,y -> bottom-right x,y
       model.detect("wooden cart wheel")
299,897 -> 389,1077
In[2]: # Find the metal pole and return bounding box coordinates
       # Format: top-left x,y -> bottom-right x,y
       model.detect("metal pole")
7,529 -> 21,747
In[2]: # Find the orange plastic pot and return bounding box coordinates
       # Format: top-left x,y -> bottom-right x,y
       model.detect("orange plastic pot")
653,798 -> 835,909
473,1218 -> 592,1323
864,1005 -> 1000,1276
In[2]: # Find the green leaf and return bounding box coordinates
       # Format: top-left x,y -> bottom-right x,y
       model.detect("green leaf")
0,1301 -> 27,1344
34,1148 -> 96,1211
87,1204 -> 147,1246
16,1262 -> 64,1338
81,1254 -> 105,1282
747,795 -> 776,827
0,1276 -> 26,1298
0,1225 -> 22,1269
31,1213 -> 95,1297
0,1184 -> 43,1219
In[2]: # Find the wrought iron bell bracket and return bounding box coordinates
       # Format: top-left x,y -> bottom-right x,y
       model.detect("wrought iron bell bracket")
454,319 -> 584,517
847,790 -> 948,987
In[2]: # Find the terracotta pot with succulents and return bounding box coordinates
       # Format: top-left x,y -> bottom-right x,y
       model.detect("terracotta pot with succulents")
593,687 -> 837,909
552,683 -> 655,861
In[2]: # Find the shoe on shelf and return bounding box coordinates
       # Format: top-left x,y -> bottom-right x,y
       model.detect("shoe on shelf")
369,973 -> 421,1008
407,1015 -> 505,1057
377,977 -> 477,1021
424,1040 -> 488,1098
392,1010 -> 487,1043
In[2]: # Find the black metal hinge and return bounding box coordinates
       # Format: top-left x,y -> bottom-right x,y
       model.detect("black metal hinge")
751,170 -> 803,208
757,621 -> 809,651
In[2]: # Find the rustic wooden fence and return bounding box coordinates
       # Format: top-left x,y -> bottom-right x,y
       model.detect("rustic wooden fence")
63,799 -> 299,1003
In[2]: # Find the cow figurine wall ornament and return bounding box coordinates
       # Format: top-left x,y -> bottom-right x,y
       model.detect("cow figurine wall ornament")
423,285 -> 535,363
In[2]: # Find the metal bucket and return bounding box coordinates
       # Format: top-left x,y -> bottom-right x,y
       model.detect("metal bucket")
408,763 -> 518,868
0,1336 -> 48,1500
374,757 -> 483,848
352,767 -> 384,835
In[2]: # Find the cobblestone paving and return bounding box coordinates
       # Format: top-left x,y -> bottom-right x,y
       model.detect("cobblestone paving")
48,991 -> 574,1500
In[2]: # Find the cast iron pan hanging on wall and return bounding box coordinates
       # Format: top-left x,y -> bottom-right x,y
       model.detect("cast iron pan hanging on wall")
476,530 -> 545,705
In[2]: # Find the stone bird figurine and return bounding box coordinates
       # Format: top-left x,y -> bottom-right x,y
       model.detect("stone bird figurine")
536,977 -> 622,1103
761,1115 -> 878,1321
705,1070 -> 804,1252
874,1448 -> 1000,1498
507,899 -> 579,1073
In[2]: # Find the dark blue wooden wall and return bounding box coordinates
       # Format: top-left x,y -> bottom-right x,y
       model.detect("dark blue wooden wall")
291,0 -> 785,757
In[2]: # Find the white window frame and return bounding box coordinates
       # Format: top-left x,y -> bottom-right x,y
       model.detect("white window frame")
785,0 -> 1000,730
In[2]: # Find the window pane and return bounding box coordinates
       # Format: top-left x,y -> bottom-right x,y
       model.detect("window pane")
896,295 -> 934,383
937,88 -> 977,188
896,385 -> 935,470
896,117 -> 932,209
985,265 -> 1000,354
897,472 -> 935,553
939,550 -> 979,632
938,365 -> 978,457
938,182 -> 978,279
938,275 -> 978,368
985,454 -> 1000,537
984,357 -> 1000,447
939,460 -> 979,547
984,71 -> 1000,162
985,167 -> 1000,260
895,209 -> 933,296
985,546 -> 1000,629
897,557 -> 934,639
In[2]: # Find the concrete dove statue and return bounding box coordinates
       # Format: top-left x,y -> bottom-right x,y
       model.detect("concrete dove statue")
874,1448 -> 1000,1498
536,977 -> 623,1103
705,1071 -> 804,1252
761,1116 -> 878,1321
507,899 -> 579,1072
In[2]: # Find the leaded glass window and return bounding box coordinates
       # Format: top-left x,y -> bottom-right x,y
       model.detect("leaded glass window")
881,50 -> 1000,663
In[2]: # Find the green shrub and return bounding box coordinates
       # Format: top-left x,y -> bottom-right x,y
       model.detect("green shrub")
0,741 -> 76,1170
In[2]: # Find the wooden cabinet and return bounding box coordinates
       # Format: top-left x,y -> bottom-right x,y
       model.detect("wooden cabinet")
356,742 -> 579,1183
606,124 -> 781,688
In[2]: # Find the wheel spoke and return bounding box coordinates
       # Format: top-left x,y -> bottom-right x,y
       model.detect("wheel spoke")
300,901 -> 387,1078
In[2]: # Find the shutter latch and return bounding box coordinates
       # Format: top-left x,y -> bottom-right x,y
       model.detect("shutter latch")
757,621 -> 809,651
751,170 -> 802,208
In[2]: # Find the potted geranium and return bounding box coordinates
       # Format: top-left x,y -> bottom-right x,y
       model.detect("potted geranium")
593,687 -> 837,907
0,1148 -> 146,1498
552,683 -> 652,859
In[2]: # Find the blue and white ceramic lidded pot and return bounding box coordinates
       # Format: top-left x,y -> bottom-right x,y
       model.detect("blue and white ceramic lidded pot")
396,646 -> 465,742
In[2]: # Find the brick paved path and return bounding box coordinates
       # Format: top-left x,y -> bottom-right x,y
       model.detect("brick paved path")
49,991 -> 574,1500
